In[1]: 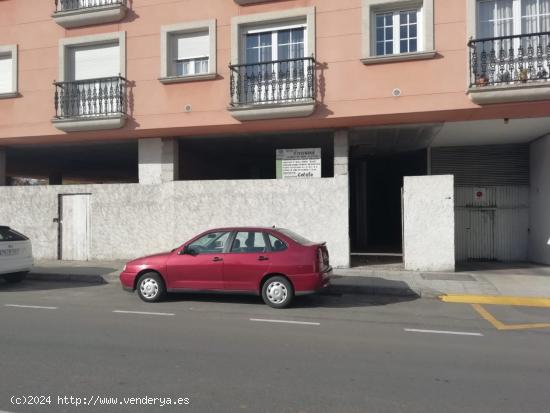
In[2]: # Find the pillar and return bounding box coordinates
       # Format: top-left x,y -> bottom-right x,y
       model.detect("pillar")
334,130 -> 349,177
0,150 -> 5,186
138,138 -> 179,184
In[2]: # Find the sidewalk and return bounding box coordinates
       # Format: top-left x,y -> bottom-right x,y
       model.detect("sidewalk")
27,259 -> 550,299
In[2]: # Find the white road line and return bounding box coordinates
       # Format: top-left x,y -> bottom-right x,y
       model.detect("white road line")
4,304 -> 58,310
404,328 -> 483,337
113,310 -> 175,316
250,318 -> 320,326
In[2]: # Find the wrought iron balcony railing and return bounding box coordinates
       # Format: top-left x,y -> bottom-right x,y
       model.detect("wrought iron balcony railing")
229,57 -> 315,107
54,76 -> 128,119
469,32 -> 550,87
54,0 -> 126,13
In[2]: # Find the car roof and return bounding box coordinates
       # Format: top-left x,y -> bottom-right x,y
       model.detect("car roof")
207,226 -> 282,232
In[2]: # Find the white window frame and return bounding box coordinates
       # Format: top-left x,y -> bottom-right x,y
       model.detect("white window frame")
373,8 -> 422,56
58,32 -> 126,82
241,23 -> 308,64
476,0 -> 550,37
361,0 -> 435,64
231,7 -> 316,66
0,45 -> 18,99
160,20 -> 217,84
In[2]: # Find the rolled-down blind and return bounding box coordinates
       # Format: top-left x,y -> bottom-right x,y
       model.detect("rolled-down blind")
431,144 -> 529,186
70,43 -> 120,81
176,31 -> 209,60
0,54 -> 13,93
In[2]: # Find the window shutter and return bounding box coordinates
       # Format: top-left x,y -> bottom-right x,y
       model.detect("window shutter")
0,54 -> 13,93
176,31 -> 209,60
70,43 -> 120,81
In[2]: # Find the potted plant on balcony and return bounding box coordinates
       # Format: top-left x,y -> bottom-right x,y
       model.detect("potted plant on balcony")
518,68 -> 530,83
475,74 -> 489,87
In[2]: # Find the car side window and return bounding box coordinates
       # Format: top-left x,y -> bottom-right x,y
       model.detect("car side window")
188,232 -> 230,254
268,234 -> 287,252
231,232 -> 267,253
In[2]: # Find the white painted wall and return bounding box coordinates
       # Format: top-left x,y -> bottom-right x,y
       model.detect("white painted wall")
403,175 -> 455,272
529,135 -> 550,265
0,177 -> 350,268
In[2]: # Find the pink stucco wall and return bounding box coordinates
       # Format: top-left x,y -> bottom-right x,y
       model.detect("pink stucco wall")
0,0 -> 547,145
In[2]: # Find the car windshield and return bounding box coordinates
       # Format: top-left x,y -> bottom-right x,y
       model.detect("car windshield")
277,229 -> 312,245
0,227 -> 28,242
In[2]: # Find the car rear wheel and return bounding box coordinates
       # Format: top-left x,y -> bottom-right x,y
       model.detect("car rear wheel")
262,276 -> 294,309
137,272 -> 166,303
3,272 -> 27,284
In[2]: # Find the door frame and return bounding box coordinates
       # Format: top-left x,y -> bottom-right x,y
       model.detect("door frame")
57,193 -> 92,261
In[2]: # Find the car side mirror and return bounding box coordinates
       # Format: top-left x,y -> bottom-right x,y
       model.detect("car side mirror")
180,245 -> 196,256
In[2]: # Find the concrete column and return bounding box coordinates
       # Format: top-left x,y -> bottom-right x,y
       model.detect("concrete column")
334,130 -> 350,268
334,130 -> 349,176
529,134 -> 550,264
138,138 -> 179,184
0,150 -> 5,186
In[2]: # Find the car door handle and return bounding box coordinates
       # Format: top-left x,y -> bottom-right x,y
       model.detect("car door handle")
212,257 -> 223,262
258,256 -> 269,261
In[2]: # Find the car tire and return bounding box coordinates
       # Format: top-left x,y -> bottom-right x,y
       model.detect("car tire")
136,272 -> 166,303
262,276 -> 294,309
3,272 -> 26,284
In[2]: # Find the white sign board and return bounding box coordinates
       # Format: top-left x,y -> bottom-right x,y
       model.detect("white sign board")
276,148 -> 321,179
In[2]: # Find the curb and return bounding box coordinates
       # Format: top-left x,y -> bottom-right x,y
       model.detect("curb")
26,271 -> 443,299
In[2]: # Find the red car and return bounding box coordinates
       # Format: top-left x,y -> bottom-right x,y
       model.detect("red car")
120,227 -> 331,308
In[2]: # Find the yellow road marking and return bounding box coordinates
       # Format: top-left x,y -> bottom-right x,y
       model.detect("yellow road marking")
471,304 -> 550,331
440,294 -> 550,308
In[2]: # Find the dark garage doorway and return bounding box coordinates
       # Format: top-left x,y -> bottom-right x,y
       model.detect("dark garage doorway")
350,149 -> 427,264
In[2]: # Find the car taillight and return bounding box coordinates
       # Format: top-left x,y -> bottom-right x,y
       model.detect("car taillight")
318,248 -> 324,270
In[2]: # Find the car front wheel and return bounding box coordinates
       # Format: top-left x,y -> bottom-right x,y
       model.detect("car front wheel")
262,276 -> 294,309
137,272 -> 166,303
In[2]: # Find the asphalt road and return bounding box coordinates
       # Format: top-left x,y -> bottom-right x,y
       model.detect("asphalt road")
0,279 -> 549,413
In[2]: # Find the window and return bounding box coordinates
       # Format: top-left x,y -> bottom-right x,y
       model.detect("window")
0,45 -> 17,97
477,0 -> 550,36
245,26 -> 306,64
374,9 -> 420,56
188,232 -> 230,254
231,232 -> 268,253
0,227 -> 28,242
173,31 -> 210,76
361,0 -> 435,63
277,229 -> 312,245
160,20 -> 217,83
69,42 -> 120,81
267,234 -> 287,252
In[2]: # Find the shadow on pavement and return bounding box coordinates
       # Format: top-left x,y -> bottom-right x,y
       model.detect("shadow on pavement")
0,278 -> 106,292
163,289 -> 419,309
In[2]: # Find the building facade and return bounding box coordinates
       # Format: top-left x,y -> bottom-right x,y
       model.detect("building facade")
0,0 -> 549,269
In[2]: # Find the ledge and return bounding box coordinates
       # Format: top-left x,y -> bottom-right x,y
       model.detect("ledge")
361,50 -> 437,65
467,82 -> 550,105
51,115 -> 127,132
0,92 -> 18,100
159,73 -> 217,84
52,3 -> 127,28
228,101 -> 315,121
234,0 -> 275,4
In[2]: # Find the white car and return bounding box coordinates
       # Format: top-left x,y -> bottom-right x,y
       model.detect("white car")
0,226 -> 33,283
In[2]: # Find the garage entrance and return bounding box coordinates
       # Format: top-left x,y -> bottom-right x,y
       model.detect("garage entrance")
348,125 -> 440,267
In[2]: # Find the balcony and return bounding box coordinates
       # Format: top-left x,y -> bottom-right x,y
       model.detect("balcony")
52,76 -> 129,132
52,0 -> 128,28
228,57 -> 316,121
468,32 -> 550,105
